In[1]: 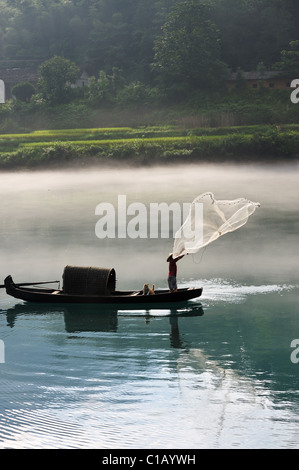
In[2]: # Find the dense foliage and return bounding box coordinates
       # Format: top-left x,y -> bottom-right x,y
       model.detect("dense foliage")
0,0 -> 298,85
152,0 -> 229,94
0,0 -> 299,135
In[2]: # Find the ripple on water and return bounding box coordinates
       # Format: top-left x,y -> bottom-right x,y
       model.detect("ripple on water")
182,278 -> 296,306
0,278 -> 298,449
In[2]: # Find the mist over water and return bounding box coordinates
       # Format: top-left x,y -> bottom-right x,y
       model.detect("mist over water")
0,162 -> 298,286
0,161 -> 298,449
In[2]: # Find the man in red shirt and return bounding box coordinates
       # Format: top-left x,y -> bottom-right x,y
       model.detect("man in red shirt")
167,253 -> 184,292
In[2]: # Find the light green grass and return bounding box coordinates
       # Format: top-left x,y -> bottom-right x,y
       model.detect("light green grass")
19,135 -> 199,148
0,124 -> 298,168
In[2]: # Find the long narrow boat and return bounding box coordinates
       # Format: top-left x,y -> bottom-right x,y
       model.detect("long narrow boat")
4,270 -> 203,305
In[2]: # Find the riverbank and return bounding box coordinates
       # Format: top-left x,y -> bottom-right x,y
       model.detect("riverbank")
0,124 -> 299,169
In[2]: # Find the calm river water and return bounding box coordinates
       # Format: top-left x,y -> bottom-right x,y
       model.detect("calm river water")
0,162 -> 298,449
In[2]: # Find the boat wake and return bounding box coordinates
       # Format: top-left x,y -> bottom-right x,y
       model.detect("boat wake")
181,278 -> 297,306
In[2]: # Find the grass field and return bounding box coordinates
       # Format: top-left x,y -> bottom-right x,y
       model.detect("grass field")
0,124 -> 298,168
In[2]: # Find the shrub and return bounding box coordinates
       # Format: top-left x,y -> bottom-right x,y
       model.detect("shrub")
11,82 -> 36,103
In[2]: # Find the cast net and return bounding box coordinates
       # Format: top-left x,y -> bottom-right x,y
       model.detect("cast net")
172,192 -> 260,258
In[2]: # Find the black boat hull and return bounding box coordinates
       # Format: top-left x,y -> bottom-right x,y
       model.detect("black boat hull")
4,275 -> 203,305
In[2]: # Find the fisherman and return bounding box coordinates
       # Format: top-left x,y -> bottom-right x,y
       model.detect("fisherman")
167,253 -> 184,292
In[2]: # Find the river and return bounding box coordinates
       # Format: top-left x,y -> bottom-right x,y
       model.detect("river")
0,162 -> 298,449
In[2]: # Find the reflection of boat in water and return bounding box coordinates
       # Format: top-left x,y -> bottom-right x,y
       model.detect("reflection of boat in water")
3,301 -> 204,333
64,305 -> 118,332
4,303 -> 119,331
3,265 -> 203,306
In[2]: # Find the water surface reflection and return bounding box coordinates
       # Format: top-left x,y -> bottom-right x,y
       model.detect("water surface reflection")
0,162 -> 298,448
3,301 -> 204,345
0,286 -> 298,449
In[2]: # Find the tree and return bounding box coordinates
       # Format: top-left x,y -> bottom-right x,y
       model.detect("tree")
38,55 -> 79,104
211,0 -> 295,70
11,81 -> 36,102
233,67 -> 246,91
274,40 -> 299,75
88,70 -> 111,106
152,0 -> 228,94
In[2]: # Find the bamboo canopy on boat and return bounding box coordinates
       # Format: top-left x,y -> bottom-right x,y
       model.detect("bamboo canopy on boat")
62,265 -> 116,295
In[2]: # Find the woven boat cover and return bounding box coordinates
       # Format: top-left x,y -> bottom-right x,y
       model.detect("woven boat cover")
63,265 -> 116,295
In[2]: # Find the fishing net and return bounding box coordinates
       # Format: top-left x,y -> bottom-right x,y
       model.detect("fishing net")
172,192 -> 260,258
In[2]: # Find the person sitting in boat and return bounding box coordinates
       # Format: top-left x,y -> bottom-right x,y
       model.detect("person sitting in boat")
167,253 -> 184,292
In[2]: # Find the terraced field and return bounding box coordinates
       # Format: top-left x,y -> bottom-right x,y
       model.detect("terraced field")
0,125 -> 298,168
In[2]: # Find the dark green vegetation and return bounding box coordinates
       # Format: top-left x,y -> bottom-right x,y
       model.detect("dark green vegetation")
1,0 -> 298,81
0,124 -> 298,169
1,85 -> 298,132
0,0 -> 299,167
